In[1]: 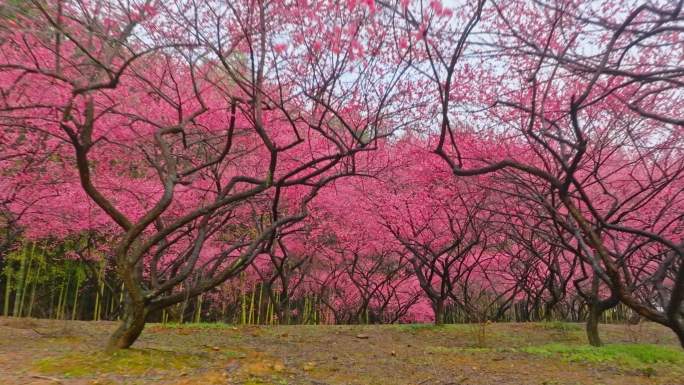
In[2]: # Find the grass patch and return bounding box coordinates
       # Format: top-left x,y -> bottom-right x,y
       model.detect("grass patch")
538,321 -> 582,332
425,346 -> 492,354
522,343 -> 684,368
33,349 -> 202,378
393,323 -> 445,334
393,323 -> 477,334
153,322 -> 235,329
535,322 -> 584,343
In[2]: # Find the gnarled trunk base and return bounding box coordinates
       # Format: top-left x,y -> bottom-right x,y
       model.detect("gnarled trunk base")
106,302 -> 147,352
672,316 -> 684,349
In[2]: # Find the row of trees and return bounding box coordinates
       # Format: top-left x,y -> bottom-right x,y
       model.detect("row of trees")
0,0 -> 682,350
0,236 -> 639,327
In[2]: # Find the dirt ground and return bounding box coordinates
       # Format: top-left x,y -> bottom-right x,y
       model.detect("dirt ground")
0,317 -> 682,385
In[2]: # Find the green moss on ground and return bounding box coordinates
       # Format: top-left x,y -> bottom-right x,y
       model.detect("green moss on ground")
152,322 -> 235,329
33,349 -> 202,378
522,343 -> 684,368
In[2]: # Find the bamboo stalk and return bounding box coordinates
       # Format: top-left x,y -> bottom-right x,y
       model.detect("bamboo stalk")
27,251 -> 43,317
221,292 -> 227,322
180,288 -> 189,324
18,243 -> 36,317
303,296 -> 310,324
109,284 -> 116,319
314,294 -> 318,325
266,298 -> 272,326
12,245 -> 28,317
71,268 -> 82,321
256,284 -> 263,325
274,291 -> 280,325
93,261 -> 104,321
247,285 -> 256,325
98,262 -> 105,320
240,275 -> 247,325
118,282 -> 124,321
194,294 -> 203,323
56,275 -> 67,320
3,264 -> 12,316
48,282 -> 55,319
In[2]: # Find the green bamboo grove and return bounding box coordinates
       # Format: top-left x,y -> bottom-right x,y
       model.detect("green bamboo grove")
2,241 -> 110,321
0,241 -> 326,325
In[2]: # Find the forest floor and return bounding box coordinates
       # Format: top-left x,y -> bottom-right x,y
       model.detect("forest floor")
0,317 -> 682,385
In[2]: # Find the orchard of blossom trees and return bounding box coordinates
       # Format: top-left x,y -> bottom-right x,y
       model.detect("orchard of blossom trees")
0,0 -> 682,351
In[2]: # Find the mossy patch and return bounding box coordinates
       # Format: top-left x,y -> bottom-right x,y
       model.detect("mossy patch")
425,345 -> 492,354
151,322 -> 235,330
522,343 -> 684,369
242,359 -> 285,377
538,321 -> 582,332
393,323 -> 439,332
392,323 -> 471,334
425,345 -> 520,355
33,349 -> 202,378
243,376 -> 290,385
219,349 -> 244,359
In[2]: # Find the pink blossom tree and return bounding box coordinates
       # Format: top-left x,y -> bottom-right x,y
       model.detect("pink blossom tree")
0,0 -> 411,349
388,0 -> 684,346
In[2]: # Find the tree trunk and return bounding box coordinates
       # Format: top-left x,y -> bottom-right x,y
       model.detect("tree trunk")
586,302 -> 603,347
282,296 -> 291,325
672,315 -> 684,349
433,299 -> 445,325
675,327 -> 684,349
585,294 -> 620,347
543,301 -> 556,322
673,325 -> 684,349
106,297 -> 147,352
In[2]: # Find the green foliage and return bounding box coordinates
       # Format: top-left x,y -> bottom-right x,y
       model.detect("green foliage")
156,321 -> 235,329
0,0 -> 32,20
1,239 -> 118,320
33,349 -> 201,377
522,343 -> 684,368
393,323 -> 445,333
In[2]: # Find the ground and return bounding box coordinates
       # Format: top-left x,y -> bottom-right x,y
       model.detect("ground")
0,317 -> 682,385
